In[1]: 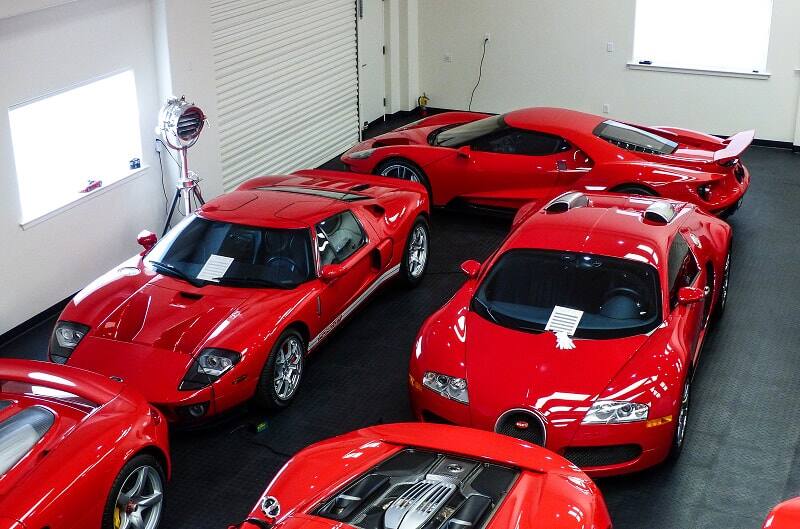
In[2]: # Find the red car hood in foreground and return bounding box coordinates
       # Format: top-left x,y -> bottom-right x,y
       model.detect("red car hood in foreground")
464,313 -> 651,432
233,423 -> 611,529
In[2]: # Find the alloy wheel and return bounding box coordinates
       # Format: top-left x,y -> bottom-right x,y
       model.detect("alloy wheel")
380,163 -> 421,183
114,465 -> 163,529
407,224 -> 429,279
274,336 -> 303,401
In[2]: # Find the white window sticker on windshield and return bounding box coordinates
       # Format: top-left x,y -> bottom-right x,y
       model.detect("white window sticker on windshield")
545,306 -> 584,337
196,254 -> 234,282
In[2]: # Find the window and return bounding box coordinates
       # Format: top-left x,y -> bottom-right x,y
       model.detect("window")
472,249 -> 661,339
144,216 -> 314,289
9,70 -> 144,224
471,129 -> 569,156
668,235 -> 699,308
431,114 -> 506,147
594,121 -> 678,155
0,406 -> 55,477
316,211 -> 366,266
632,0 -> 773,74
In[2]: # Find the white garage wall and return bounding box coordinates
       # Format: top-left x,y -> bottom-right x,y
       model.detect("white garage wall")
418,0 -> 800,142
0,0 -> 164,335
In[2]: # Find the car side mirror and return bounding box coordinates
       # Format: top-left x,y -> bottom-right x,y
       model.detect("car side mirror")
456,145 -> 471,159
137,230 -> 157,255
460,260 -> 481,278
677,286 -> 704,304
320,264 -> 346,281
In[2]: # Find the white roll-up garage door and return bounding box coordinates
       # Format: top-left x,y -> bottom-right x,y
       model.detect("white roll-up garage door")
210,0 -> 359,191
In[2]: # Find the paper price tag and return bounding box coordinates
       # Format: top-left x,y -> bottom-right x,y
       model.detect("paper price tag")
196,254 -> 234,281
544,306 -> 584,336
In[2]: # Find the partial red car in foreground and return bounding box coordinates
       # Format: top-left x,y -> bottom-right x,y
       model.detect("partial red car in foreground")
342,107 -> 752,216
410,191 -> 732,476
50,170 -> 430,422
0,359 -> 169,529
762,497 -> 800,528
229,423 -> 611,529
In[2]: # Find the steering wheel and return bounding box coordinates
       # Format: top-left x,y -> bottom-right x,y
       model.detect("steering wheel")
265,256 -> 299,274
602,287 -> 643,306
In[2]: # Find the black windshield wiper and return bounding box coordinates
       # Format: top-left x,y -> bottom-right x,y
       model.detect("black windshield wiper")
149,261 -> 204,287
472,296 -> 499,324
212,276 -> 291,289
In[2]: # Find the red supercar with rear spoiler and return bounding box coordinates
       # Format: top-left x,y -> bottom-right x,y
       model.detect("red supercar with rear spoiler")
342,107 -> 752,217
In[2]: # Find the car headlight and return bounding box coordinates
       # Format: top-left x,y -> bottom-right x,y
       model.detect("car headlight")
180,348 -> 241,391
582,400 -> 648,424
49,321 -> 90,364
422,371 -> 469,404
348,148 -> 375,159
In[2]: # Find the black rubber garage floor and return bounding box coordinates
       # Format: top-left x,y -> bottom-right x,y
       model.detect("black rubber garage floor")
2,131 -> 799,528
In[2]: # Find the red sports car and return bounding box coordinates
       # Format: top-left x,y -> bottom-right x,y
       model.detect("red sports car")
409,191 -> 732,476
50,170 -> 430,422
341,107 -> 752,216
0,359 -> 169,529
228,423 -> 612,529
762,497 -> 800,528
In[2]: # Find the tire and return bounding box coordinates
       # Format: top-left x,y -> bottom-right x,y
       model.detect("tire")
400,216 -> 430,287
102,453 -> 165,529
667,376 -> 692,462
714,246 -> 732,320
375,159 -> 433,198
611,184 -> 658,197
254,328 -> 306,409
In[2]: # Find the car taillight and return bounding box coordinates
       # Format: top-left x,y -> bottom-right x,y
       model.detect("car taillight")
734,162 -> 745,183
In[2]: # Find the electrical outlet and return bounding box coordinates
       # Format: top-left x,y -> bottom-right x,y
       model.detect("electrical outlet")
607,41 -> 614,53
154,139 -> 162,152
444,53 -> 453,63
602,103 -> 611,114
483,32 -> 491,42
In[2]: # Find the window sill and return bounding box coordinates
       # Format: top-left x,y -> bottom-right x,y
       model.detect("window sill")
626,62 -> 770,80
19,166 -> 150,231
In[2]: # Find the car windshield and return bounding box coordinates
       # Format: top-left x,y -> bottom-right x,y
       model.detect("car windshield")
593,120 -> 678,155
472,249 -> 661,339
145,216 -> 314,289
0,405 -> 54,477
431,114 -> 507,147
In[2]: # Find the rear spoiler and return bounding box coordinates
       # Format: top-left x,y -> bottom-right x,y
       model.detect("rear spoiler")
714,130 -> 755,165
0,359 -> 122,405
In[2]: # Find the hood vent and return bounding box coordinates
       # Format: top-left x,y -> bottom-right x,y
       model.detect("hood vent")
544,191 -> 589,213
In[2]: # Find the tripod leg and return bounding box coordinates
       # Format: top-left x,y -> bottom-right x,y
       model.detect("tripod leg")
163,188 -> 182,236
193,185 -> 205,205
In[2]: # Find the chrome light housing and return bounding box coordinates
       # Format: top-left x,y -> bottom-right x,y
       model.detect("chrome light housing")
180,348 -> 241,390
582,400 -> 649,424
49,321 -> 90,364
348,148 -> 375,159
422,371 -> 469,404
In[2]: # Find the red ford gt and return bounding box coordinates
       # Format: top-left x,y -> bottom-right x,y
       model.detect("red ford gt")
0,359 -> 169,529
341,107 -> 752,216
50,170 -> 430,422
409,191 -> 732,476
229,423 -> 612,529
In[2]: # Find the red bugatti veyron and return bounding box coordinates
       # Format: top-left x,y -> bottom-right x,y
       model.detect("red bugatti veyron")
0,359 -> 169,529
341,107 -> 752,216
409,191 -> 732,476
49,170 -> 430,422
229,423 -> 612,529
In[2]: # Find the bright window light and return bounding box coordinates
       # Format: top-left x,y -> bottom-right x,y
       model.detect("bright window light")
9,70 -> 144,224
632,0 -> 773,74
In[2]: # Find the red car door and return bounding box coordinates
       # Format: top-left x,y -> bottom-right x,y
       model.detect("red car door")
433,128 -> 573,209
667,233 -> 708,366
314,210 -> 378,328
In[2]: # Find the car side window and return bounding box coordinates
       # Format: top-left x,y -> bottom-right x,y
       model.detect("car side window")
471,128 -> 569,156
316,211 -> 366,266
667,235 -> 699,308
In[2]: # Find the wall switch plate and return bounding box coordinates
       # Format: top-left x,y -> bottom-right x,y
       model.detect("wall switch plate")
602,103 -> 611,114
607,41 -> 614,53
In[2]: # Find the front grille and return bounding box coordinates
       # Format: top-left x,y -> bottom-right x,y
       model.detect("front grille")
563,445 -> 642,467
495,410 -> 545,446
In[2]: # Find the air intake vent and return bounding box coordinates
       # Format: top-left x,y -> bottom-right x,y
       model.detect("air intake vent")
384,480 -> 456,529
177,108 -> 205,141
350,183 -> 371,192
544,191 -> 589,213
643,201 -> 676,224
